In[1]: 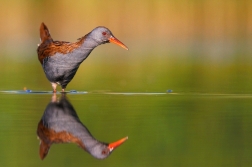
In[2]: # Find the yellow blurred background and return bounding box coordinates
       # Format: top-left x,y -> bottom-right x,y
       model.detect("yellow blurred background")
1,0 -> 251,54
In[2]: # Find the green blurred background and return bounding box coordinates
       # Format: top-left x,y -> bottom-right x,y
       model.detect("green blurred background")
0,1 -> 252,167
0,0 -> 251,93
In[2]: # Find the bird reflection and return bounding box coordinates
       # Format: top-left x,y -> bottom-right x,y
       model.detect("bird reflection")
37,93 -> 128,160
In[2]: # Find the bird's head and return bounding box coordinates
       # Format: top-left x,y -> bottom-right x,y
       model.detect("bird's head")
89,27 -> 128,50
89,136 -> 128,159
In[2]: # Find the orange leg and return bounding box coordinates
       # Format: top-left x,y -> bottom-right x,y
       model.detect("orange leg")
51,82 -> 57,93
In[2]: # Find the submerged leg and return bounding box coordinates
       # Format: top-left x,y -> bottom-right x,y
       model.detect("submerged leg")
51,82 -> 57,93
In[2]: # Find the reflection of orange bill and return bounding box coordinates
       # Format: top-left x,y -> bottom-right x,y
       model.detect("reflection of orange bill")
108,136 -> 128,151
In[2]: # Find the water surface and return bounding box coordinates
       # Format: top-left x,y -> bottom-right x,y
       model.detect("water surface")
0,92 -> 251,167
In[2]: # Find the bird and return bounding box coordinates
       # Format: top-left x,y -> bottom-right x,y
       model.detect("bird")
37,93 -> 128,160
37,23 -> 128,93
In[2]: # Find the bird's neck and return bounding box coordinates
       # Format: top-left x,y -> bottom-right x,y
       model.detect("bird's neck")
70,36 -> 101,63
82,35 -> 101,49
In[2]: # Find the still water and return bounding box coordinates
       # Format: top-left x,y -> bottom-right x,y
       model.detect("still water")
0,91 -> 251,167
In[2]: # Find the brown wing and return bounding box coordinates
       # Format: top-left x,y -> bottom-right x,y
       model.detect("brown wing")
37,38 -> 86,64
37,119 -> 86,160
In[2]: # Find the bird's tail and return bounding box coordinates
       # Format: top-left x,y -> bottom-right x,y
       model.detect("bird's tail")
39,140 -> 51,160
39,22 -> 53,43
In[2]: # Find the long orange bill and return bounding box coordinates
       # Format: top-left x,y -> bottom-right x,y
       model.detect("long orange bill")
109,36 -> 129,50
108,136 -> 128,151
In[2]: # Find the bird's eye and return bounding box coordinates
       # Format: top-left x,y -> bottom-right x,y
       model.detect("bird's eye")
101,150 -> 108,155
102,32 -> 107,36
